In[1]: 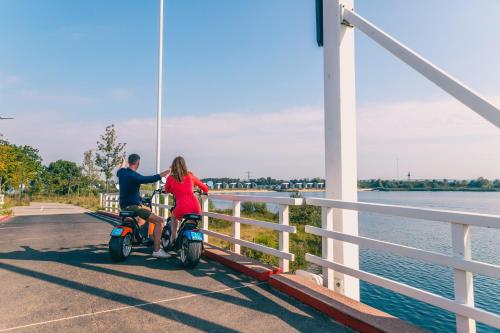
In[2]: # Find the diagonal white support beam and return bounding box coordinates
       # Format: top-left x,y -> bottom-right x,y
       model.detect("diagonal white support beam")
342,7 -> 500,129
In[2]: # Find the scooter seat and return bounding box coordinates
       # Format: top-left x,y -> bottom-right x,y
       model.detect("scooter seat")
183,213 -> 202,221
119,210 -> 137,217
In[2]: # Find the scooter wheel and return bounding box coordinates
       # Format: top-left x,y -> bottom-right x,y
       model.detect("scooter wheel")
179,236 -> 202,268
109,234 -> 132,262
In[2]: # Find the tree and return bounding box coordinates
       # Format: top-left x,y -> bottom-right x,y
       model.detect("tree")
95,125 -> 126,192
45,160 -> 81,195
81,149 -> 99,194
0,140 -> 43,195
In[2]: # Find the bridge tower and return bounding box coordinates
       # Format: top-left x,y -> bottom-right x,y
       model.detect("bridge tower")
322,0 -> 360,300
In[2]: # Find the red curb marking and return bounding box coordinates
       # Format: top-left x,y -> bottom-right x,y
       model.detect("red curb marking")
0,215 -> 12,224
203,248 -> 281,282
268,276 -> 383,333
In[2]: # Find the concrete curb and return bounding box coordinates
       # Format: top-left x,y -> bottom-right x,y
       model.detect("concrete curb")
203,244 -> 282,281
268,274 -> 427,333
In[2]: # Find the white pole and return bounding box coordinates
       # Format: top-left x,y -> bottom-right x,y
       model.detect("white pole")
451,223 -> 476,333
323,0 -> 360,301
155,0 -> 164,188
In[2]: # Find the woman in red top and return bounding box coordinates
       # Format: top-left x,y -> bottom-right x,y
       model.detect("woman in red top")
164,156 -> 208,242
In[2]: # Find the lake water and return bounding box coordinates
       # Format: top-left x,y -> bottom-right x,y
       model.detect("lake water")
210,191 -> 500,333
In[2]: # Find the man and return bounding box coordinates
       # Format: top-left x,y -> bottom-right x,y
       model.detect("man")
117,153 -> 171,258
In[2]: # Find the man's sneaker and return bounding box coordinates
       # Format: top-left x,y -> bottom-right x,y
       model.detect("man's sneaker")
152,248 -> 171,258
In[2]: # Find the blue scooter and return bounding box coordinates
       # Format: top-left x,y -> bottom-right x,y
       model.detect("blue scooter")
160,191 -> 206,268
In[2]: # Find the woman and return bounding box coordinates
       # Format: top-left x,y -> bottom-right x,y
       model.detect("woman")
164,156 -> 208,242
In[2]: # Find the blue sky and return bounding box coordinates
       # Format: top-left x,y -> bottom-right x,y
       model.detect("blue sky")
1,0 -> 500,179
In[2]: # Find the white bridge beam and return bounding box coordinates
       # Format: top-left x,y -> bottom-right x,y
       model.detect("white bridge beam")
342,7 -> 500,129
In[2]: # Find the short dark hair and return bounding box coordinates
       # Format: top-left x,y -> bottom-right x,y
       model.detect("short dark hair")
128,153 -> 140,165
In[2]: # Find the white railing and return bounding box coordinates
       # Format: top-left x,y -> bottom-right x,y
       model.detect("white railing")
100,193 -> 120,212
200,193 -> 303,272
305,197 -> 500,331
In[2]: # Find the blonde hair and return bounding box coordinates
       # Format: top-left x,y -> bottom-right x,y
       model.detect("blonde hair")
170,156 -> 189,182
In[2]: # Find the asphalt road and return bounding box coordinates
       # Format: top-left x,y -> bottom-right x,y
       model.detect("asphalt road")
0,203 -> 353,333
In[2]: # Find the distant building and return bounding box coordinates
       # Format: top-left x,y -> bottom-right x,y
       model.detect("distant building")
280,182 -> 290,190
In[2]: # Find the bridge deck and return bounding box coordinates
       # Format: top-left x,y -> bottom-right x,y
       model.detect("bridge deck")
0,203 -> 353,333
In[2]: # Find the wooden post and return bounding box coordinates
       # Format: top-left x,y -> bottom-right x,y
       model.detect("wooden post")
232,201 -> 241,254
201,195 -> 209,242
279,204 -> 290,272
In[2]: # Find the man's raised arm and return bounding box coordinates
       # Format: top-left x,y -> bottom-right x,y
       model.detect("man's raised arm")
132,168 -> 170,185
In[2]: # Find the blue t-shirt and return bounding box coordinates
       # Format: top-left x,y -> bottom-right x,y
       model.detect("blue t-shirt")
116,168 -> 161,208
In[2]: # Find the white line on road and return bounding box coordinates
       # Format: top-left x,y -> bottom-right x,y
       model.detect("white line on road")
0,227 -> 25,230
0,282 -> 265,332
0,237 -> 41,243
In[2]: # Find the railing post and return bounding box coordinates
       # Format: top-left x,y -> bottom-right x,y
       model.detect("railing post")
99,193 -> 103,209
322,207 -> 334,289
279,204 -> 290,273
151,194 -> 157,215
451,223 -> 476,333
105,194 -> 109,212
323,0 -> 360,300
162,194 -> 168,219
232,201 -> 241,254
201,195 -> 209,242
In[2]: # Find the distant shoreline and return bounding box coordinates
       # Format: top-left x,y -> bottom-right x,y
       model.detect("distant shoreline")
210,188 -> 500,193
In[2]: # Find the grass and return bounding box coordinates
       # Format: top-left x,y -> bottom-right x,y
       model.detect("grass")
1,195 -> 30,215
206,203 -> 323,272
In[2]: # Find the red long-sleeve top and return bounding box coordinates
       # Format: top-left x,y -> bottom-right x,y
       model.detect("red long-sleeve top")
164,173 -> 208,219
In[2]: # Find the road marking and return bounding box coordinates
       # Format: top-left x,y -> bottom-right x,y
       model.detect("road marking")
0,237 -> 41,243
0,227 -> 25,230
0,282 -> 265,332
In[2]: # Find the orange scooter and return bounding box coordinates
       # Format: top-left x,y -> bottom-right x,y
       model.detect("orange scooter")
108,188 -> 164,262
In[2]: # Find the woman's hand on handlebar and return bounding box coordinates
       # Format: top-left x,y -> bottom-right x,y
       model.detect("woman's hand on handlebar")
194,189 -> 208,196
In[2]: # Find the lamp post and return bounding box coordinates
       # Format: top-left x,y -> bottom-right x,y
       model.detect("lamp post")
155,0 -> 164,189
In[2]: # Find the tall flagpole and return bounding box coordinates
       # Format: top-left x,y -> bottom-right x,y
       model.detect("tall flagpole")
155,0 -> 164,189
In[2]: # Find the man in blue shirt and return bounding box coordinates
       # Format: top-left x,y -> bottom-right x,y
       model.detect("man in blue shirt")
117,153 -> 171,258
